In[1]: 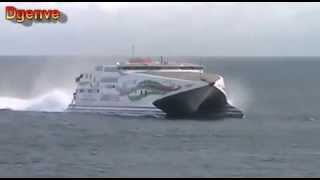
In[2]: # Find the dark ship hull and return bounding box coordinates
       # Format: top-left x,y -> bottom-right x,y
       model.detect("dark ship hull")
153,83 -> 244,118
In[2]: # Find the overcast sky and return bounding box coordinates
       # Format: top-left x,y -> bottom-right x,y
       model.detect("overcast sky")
1,2 -> 320,56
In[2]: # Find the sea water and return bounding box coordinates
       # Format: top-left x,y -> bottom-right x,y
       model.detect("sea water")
0,56 -> 319,177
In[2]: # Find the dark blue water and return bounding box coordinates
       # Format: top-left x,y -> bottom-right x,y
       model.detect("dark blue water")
0,56 -> 319,177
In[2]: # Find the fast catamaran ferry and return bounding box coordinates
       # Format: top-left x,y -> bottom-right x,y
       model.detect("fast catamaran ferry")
66,57 -> 243,118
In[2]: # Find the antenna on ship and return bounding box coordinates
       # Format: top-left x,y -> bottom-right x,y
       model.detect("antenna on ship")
131,44 -> 135,57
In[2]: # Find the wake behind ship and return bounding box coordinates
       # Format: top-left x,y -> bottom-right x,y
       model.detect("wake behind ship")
66,57 -> 243,118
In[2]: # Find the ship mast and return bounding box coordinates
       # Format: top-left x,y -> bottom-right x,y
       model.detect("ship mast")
131,44 -> 135,57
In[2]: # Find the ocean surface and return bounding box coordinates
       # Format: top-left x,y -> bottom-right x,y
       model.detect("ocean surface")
0,56 -> 320,177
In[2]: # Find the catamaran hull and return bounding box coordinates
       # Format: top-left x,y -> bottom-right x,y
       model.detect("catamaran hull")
153,83 -> 243,118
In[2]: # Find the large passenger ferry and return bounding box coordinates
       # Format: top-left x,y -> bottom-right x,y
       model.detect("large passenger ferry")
66,57 -> 243,118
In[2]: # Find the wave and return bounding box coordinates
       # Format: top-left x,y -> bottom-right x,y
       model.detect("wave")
0,89 -> 72,112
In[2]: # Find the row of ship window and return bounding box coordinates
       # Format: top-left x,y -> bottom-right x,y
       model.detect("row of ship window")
78,89 -> 100,93
95,66 -> 203,72
77,85 -> 116,94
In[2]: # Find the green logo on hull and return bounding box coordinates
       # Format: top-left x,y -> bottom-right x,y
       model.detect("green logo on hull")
128,80 -> 181,101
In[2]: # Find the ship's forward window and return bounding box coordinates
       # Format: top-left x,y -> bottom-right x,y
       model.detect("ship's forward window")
79,82 -> 89,86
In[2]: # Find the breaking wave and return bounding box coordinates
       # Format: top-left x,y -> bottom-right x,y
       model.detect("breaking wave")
0,89 -> 72,112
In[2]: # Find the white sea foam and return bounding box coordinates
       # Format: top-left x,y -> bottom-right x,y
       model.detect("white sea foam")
224,78 -> 252,113
0,89 -> 72,112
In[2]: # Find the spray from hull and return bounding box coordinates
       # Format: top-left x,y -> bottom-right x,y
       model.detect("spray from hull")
0,89 -> 72,112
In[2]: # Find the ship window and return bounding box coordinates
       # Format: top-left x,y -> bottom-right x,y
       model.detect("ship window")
101,77 -> 118,83
79,82 -> 89,86
106,84 -> 115,88
97,89 -> 100,93
104,66 -> 118,72
79,89 -> 84,93
88,89 -> 93,93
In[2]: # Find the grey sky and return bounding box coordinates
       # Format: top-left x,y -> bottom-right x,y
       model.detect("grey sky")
1,2 -> 320,56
